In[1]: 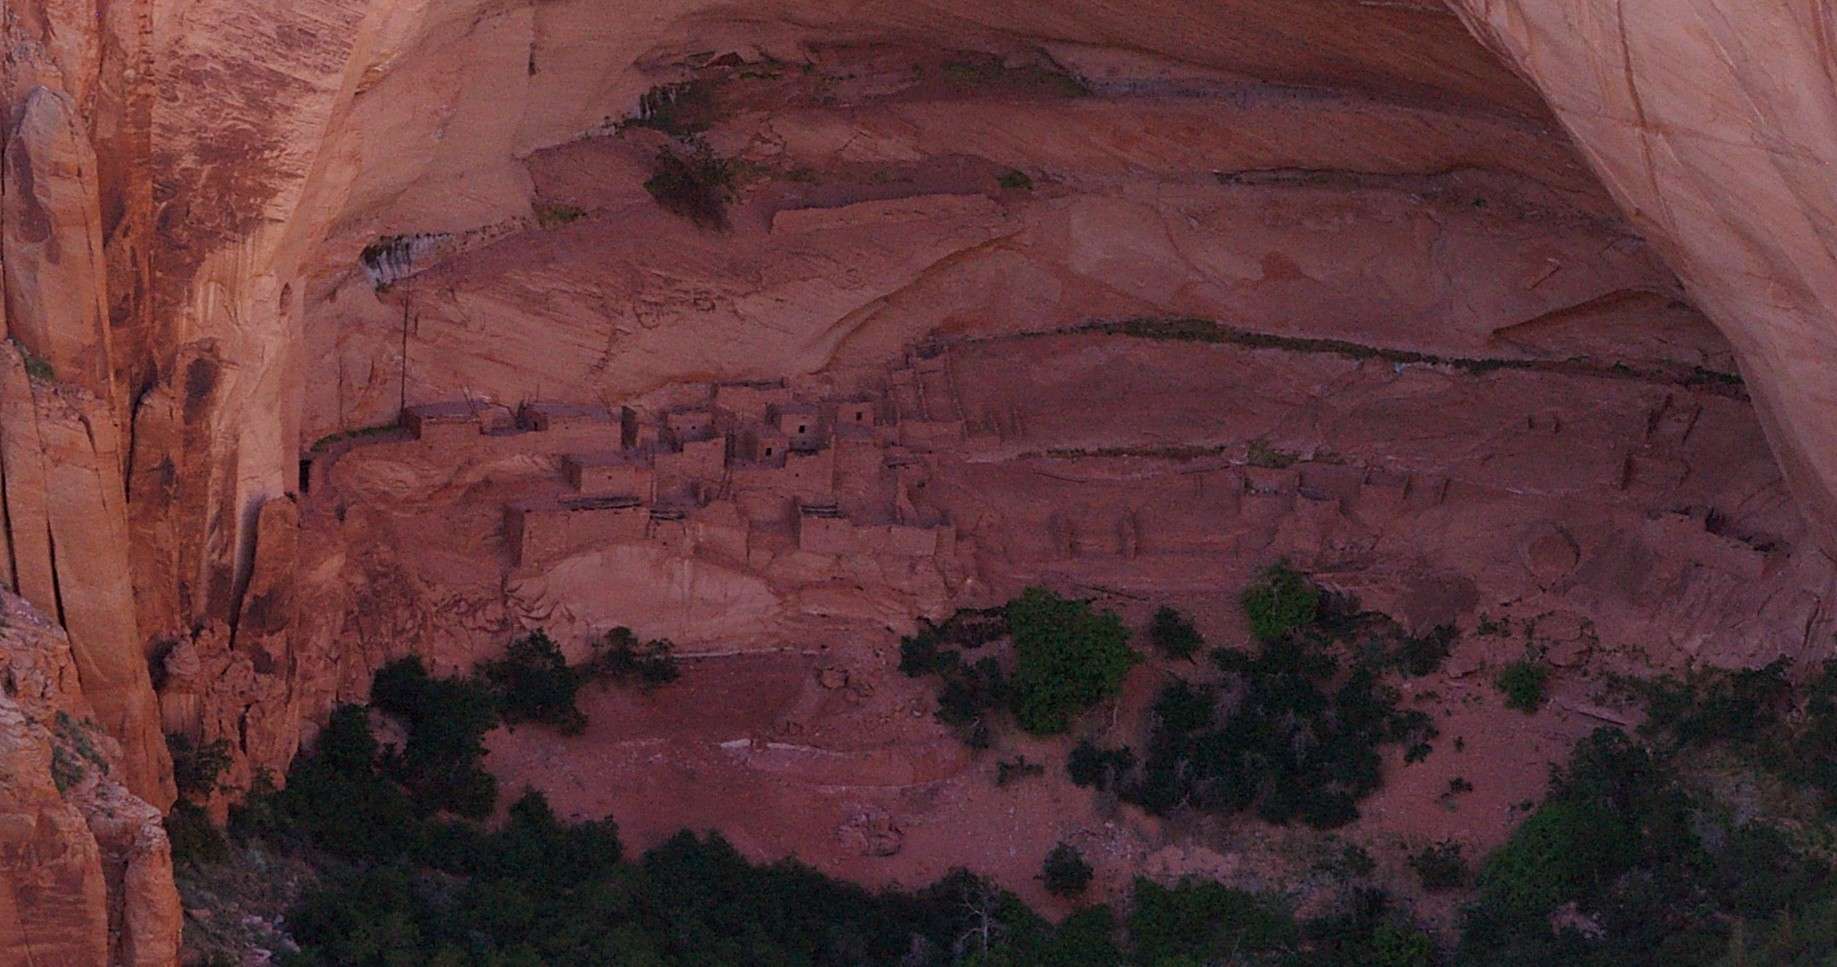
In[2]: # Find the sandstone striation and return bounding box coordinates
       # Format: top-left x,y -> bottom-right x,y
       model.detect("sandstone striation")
1,0 -> 1837,962
1448,0 -> 1837,554
0,593 -> 180,967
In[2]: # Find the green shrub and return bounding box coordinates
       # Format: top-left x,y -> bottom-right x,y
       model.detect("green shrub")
1392,626 -> 1455,678
168,733 -> 233,801
898,607 -> 1015,745
1642,659 -> 1791,749
1639,659 -> 1837,820
534,203 -> 586,228
47,746 -> 83,794
1042,843 -> 1093,897
15,341 -> 55,382
1113,633 -> 1435,828
227,625 -> 1443,967
478,632 -> 588,735
238,704 -> 419,860
1409,840 -> 1467,892
997,168 -> 1034,191
371,656 -> 500,817
1496,658 -> 1550,712
1066,739 -> 1135,790
1128,877 -> 1299,963
1006,588 -> 1139,734
1477,796 -> 1629,918
1148,606 -> 1203,660
898,631 -> 957,677
897,607 -> 1005,677
1301,889 -> 1436,967
166,800 -> 230,865
1458,729 -> 1722,964
909,655 -> 1000,746
286,865 -> 426,966
1708,822 -> 1827,922
1240,564 -> 1320,641
586,627 -> 680,689
1367,921 -> 1437,967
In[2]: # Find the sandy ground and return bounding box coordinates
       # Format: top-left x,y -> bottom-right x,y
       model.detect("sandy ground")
486,595 -> 1607,922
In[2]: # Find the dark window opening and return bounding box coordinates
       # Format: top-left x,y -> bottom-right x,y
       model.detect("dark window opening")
298,459 -> 312,494
798,424 -> 807,433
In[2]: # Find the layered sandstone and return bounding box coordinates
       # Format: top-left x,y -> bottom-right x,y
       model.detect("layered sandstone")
0,593 -> 180,966
2,0 -> 1837,962
1448,0 -> 1837,556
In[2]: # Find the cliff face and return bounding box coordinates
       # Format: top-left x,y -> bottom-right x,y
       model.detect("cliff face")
0,592 -> 180,967
2,0 -> 1837,963
1447,0 -> 1837,558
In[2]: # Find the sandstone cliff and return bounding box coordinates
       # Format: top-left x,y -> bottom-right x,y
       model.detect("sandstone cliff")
1448,0 -> 1837,557
1,0 -> 1836,963
0,592 -> 180,966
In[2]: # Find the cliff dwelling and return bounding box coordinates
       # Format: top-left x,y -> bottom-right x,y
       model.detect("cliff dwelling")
4,1 -> 1837,964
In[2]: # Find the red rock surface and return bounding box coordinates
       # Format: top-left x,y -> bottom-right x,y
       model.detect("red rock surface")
4,0 -> 1837,962
0,594 -> 180,967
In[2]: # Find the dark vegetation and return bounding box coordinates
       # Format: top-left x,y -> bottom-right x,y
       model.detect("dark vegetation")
643,146 -> 739,230
533,202 -> 586,228
191,629 -> 675,864
476,627 -> 682,736
170,732 -> 233,800
372,657 -> 502,815
477,631 -> 589,734
168,576 -> 1837,964
1240,563 -> 1319,641
1041,843 -> 1093,897
1067,739 -> 1136,790
49,712 -> 108,794
623,80 -> 720,137
1409,841 -> 1466,892
1147,605 -> 1203,661
1637,656 -> 1837,816
1494,657 -> 1550,712
900,591 -> 1138,744
14,341 -> 56,381
1128,877 -> 1433,967
1070,567 -> 1441,829
899,604 -> 1010,747
933,56 -> 1091,98
1006,588 -> 1139,735
587,626 -> 682,689
165,732 -> 236,865
1453,655 -> 1837,965
193,659 -> 1428,965
622,78 -> 741,229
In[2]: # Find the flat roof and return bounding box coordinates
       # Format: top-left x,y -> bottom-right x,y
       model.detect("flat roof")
406,402 -> 476,421
523,402 -> 613,420
509,494 -> 643,513
564,449 -> 652,468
